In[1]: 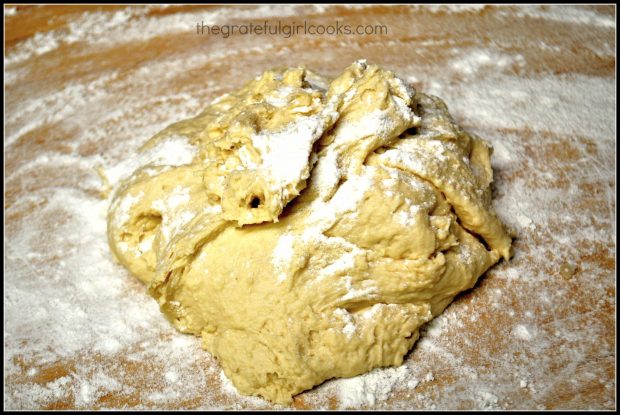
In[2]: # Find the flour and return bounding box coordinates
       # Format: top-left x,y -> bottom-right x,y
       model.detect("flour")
218,370 -> 238,395
272,233 -> 295,282
340,276 -> 379,302
451,74 -> 616,139
150,186 -> 195,241
106,136 -> 197,186
449,49 -> 525,79
305,145 -> 342,200
316,250 -> 358,280
5,31 -> 254,410
324,171 -> 375,217
336,366 -> 410,407
264,86 -> 297,107
4,5 -> 314,67
505,4 -> 615,28
272,139 -> 378,286
333,308 -> 357,337
306,364 -> 435,408
4,188 -> 209,408
396,204 -> 422,227
112,192 -> 142,230
251,113 -> 326,195
5,71 -> 121,148
5,3 -> 615,411
513,325 -> 534,341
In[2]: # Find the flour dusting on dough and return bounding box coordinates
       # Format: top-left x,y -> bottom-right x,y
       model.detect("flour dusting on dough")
105,60 -> 512,405
5,4 -> 614,411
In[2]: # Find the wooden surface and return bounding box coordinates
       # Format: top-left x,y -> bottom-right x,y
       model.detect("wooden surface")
4,4 -> 616,410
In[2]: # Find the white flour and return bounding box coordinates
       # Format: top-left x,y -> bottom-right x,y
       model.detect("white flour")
106,136 -> 197,185
251,112 -> 327,196
5,3 -> 615,410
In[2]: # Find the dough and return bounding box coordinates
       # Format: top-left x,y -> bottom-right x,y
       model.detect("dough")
107,60 -> 512,404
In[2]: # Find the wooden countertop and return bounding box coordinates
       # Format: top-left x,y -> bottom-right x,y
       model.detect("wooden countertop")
4,4 -> 616,410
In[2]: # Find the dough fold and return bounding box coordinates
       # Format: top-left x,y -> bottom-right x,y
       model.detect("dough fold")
107,60 -> 512,404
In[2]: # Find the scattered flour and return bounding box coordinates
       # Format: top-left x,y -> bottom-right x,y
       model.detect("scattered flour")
4,3 -> 615,411
513,325 -> 534,341
335,365 -> 410,407
105,136 -> 197,186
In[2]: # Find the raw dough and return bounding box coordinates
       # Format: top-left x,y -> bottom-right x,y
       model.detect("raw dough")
107,60 -> 512,404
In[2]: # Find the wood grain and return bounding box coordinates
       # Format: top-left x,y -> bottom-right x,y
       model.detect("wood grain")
4,4 -> 616,410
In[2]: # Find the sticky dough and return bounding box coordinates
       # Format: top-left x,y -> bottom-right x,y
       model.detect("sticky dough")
107,60 -> 513,404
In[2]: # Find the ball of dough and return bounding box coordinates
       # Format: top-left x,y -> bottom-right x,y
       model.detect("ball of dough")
107,60 -> 512,404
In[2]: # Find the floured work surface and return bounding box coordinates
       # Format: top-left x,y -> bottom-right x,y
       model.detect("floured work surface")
4,4 -> 615,410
